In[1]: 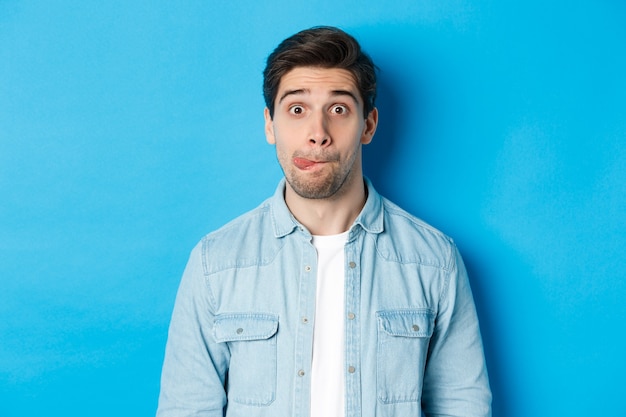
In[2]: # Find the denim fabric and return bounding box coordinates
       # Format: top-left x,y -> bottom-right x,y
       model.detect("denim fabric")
157,179 -> 491,417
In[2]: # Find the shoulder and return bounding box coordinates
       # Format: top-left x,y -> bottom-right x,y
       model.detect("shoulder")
377,197 -> 458,271
206,198 -> 273,241
198,198 -> 284,274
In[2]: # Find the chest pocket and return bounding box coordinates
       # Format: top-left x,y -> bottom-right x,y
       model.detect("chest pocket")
376,309 -> 435,404
214,313 -> 279,406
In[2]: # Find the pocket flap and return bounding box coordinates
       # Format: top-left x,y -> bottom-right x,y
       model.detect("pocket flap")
214,313 -> 279,343
377,309 -> 434,338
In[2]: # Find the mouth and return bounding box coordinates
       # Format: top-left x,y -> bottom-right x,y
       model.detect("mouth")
293,157 -> 327,170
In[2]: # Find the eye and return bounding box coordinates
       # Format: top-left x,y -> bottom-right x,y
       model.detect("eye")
331,105 -> 348,115
289,105 -> 305,115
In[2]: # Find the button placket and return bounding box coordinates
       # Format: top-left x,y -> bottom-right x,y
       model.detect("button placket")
344,239 -> 362,411
294,241 -> 317,410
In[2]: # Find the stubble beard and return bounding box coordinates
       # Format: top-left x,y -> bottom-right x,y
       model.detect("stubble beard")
280,151 -> 357,200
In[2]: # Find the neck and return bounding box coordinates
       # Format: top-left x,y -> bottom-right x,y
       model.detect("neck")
284,177 -> 367,236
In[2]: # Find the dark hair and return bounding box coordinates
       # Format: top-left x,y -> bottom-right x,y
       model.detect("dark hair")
263,26 -> 377,118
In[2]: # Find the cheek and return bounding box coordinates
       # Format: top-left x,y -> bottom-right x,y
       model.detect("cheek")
333,119 -> 363,136
274,140 -> 291,162
273,125 -> 300,150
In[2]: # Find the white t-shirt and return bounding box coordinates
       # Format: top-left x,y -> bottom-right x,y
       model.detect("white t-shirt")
310,231 -> 348,417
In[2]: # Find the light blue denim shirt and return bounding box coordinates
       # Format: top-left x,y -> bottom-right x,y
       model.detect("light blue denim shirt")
157,179 -> 491,417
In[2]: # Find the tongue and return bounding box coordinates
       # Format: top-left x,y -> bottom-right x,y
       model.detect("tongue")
294,157 -> 316,169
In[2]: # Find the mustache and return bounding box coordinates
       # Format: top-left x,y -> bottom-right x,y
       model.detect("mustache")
292,151 -> 340,162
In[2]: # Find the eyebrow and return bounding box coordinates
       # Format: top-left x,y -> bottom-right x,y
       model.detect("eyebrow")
277,89 -> 360,105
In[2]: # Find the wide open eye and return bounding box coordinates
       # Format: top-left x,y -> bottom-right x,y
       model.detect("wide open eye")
289,105 -> 304,115
331,105 -> 348,115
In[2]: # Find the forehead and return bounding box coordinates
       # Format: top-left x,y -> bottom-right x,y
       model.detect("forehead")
277,67 -> 360,100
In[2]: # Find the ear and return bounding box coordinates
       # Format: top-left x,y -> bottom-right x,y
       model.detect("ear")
360,107 -> 378,145
264,107 -> 276,145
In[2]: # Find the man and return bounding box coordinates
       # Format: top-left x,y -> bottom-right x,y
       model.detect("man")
157,26 -> 491,417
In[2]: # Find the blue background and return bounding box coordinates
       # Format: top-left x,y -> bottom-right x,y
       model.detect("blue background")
1,1 -> 625,416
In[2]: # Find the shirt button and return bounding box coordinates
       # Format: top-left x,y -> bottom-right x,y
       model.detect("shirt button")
348,261 -> 356,268
348,366 -> 356,374
236,328 -> 243,334
347,313 -> 355,320
302,317 -> 309,324
298,370 -> 305,377
412,324 -> 420,331
305,265 -> 311,272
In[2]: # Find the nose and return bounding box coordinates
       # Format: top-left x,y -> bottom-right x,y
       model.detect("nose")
308,111 -> 331,147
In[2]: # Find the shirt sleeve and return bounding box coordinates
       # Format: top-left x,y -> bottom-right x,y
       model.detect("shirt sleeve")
420,244 -> 492,417
156,241 -> 229,417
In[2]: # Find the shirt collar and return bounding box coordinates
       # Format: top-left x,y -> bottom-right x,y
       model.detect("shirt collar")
269,177 -> 385,238
353,177 -> 385,234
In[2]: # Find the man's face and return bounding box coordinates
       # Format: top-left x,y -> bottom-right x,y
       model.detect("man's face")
264,67 -> 377,200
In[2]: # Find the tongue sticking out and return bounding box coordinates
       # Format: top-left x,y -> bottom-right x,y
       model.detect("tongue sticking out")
293,157 -> 318,170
